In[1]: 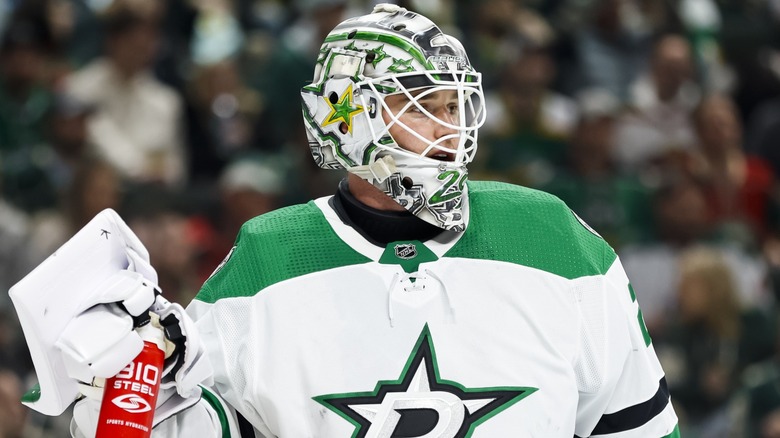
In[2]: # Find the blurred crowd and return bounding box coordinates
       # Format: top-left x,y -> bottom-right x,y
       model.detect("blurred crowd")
0,0 -> 779,436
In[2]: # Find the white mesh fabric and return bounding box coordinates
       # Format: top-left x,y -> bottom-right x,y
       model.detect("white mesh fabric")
572,276 -> 608,394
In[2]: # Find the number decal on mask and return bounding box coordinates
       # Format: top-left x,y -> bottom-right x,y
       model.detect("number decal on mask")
429,170 -> 466,205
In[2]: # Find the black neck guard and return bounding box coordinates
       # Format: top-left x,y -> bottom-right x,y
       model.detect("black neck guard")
330,179 -> 444,246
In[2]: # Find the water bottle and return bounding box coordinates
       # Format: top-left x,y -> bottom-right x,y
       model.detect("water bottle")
96,317 -> 165,437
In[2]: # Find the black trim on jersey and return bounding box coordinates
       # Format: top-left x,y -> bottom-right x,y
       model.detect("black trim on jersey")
236,411 -> 255,438
588,377 -> 670,436
331,179 -> 443,246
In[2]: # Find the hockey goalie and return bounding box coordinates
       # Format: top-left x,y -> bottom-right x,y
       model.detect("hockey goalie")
10,3 -> 678,437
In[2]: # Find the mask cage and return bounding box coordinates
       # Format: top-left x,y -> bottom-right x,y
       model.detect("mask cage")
359,70 -> 486,167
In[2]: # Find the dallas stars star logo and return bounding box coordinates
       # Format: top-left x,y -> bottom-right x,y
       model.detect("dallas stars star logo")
322,84 -> 364,134
314,325 -> 537,437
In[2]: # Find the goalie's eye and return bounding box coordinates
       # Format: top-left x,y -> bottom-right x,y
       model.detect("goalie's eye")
446,103 -> 459,117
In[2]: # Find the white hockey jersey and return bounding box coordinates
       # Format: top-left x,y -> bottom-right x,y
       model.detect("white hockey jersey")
175,180 -> 679,437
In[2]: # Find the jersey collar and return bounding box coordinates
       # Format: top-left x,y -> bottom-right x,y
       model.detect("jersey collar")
313,190 -> 470,261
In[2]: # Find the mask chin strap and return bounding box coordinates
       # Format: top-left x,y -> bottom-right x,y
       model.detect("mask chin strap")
349,155 -> 397,183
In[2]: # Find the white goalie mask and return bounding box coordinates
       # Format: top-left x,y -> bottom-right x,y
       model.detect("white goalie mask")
300,3 -> 486,231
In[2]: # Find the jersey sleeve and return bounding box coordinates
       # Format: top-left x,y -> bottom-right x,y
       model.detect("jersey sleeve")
151,387 -> 241,438
573,256 -> 680,438
183,298 -> 277,438
133,295 -> 275,438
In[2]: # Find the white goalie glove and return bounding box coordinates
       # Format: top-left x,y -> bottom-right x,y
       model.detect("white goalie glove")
70,295 -> 213,438
9,208 -> 212,435
56,271 -> 159,385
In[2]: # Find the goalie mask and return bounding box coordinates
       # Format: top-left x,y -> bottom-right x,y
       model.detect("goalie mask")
300,3 -> 486,231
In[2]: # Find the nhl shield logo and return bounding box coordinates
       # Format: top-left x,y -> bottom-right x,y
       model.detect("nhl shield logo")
395,243 -> 417,260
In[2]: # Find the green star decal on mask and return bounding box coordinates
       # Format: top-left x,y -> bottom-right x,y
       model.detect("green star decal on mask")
322,84 -> 364,134
344,41 -> 359,52
366,45 -> 388,67
314,325 -> 537,438
388,57 -> 415,73
316,46 -> 330,64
